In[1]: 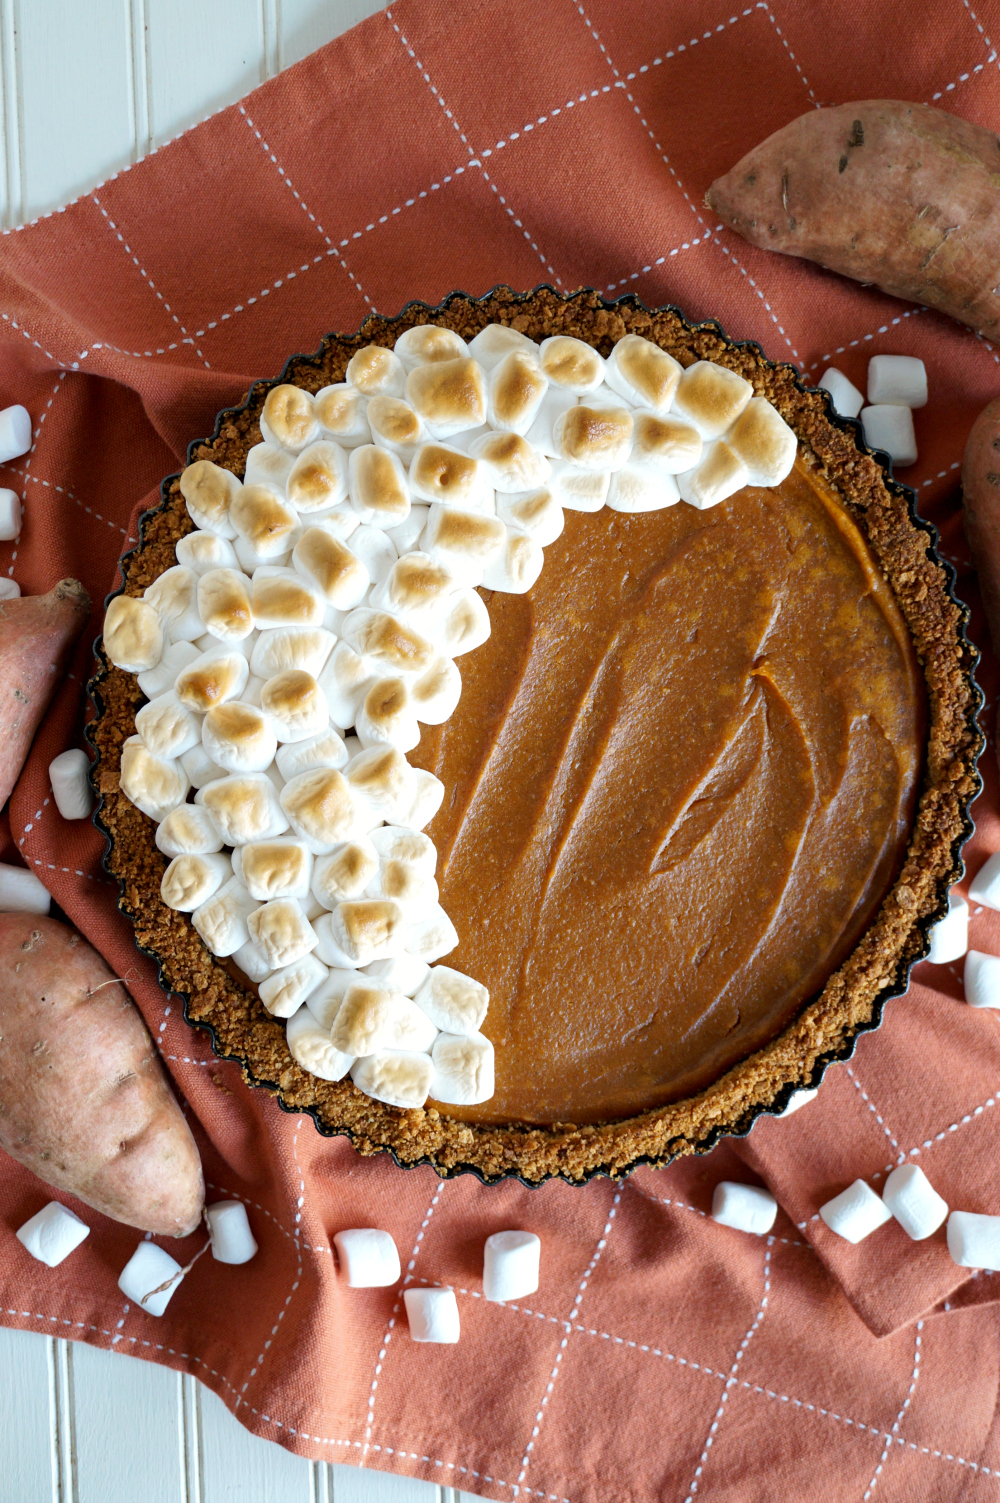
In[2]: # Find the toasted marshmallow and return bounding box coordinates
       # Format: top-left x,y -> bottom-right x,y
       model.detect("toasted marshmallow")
242,674 -> 265,706
311,839 -> 380,907
202,700 -> 278,773
486,351 -> 548,435
314,383 -> 372,448
136,640 -> 200,699
175,647 -> 249,712
605,335 -> 682,412
553,403 -> 633,472
243,441 -> 294,494
179,460 -> 241,538
629,411 -> 703,477
408,443 -> 490,511
524,385 -> 577,456
104,595 -> 163,673
469,429 -> 550,493
539,336 -> 605,393
394,325 -> 469,372
368,553 -> 458,632
239,839 -> 313,900
365,857 -> 438,917
261,669 -> 329,742
247,898 -> 317,969
331,981 -> 438,1056
307,502 -> 361,543
252,567 -> 326,628
346,345 -> 406,398
317,900 -> 405,967
497,487 -> 564,546
385,503 -> 429,555
419,504 -> 505,586
364,954 -> 431,999
431,1031 -> 495,1105
286,441 -> 349,514
355,677 -> 420,752
197,568 -> 254,642
677,441 -> 749,509
344,746 -> 421,825
481,528 -> 543,594
348,445 -> 411,527
369,826 -> 435,868
545,463 -> 609,519
468,323 -> 539,371
180,744 -> 226,789
196,773 -> 289,845
367,397 -> 428,463
406,358 -> 487,440
673,360 -> 753,439
412,965 -> 488,1033
250,626 -> 335,680
351,1050 -> 433,1108
403,903 -> 459,961
155,803 -> 224,857
437,588 -> 491,657
192,876 -> 258,957
285,1007 -> 355,1080
340,608 -> 437,678
607,466 -> 680,513
316,640 -> 375,730
119,740 -> 190,822
724,397 -> 797,486
260,952 -> 328,1018
410,656 -> 461,725
161,852 -> 232,913
280,767 -> 365,853
135,691 -> 202,760
175,531 -> 240,575
292,527 -> 368,609
194,630 -> 256,662
275,727 -> 348,782
260,384 -> 319,453
403,768 -> 445,831
348,524 -> 398,587
303,967 -> 359,1029
229,486 -> 300,562
232,938 -> 273,982
144,565 -> 203,642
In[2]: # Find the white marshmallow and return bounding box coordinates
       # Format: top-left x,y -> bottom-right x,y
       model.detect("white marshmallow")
232,938 -> 273,983
287,441 -> 349,515
230,487 -> 300,565
307,503 -> 361,542
280,766 -> 366,853
316,900 -> 405,967
524,385 -> 577,457
118,1241 -> 184,1317
332,981 -> 438,1055
238,838 -> 313,901
161,852 -> 232,912
179,460 -> 241,539
404,903 -> 459,962
192,876 -> 258,957
317,640 -> 375,730
0,404 -> 31,463
410,656 -> 462,725
436,588 -> 491,658
401,768 -> 445,832
819,1179 -> 892,1243
947,1210 -> 1000,1270
496,488 -> 564,546
292,527 -> 369,609
285,1005 -> 355,1081
677,441 -> 749,509
144,565 -> 203,643
673,361 -> 753,439
468,429 -> 551,494
206,1201 -> 258,1265
250,626 -> 335,680
926,892 -> 968,963
16,1201 -> 89,1267
135,691 -> 202,760
345,745 -> 433,827
243,441 -> 294,494
385,503 -> 430,555
468,324 -> 539,371
348,444 -> 412,529
334,1227 -> 401,1287
368,553 -> 459,636
202,700 -> 278,774
430,1031 -> 494,1104
348,525 -> 398,587
394,325 -> 469,371
364,857 -> 438,917
304,967 -> 360,1029
175,531 -> 240,575
260,384 -> 319,453
965,949 -> 1000,1008
406,358 -> 487,440
539,335 -> 605,394
48,748 -> 94,820
710,1181 -> 778,1235
367,396 -> 428,463
260,951 -> 328,1017
882,1164 -> 948,1241
0,487 -> 22,539
483,1230 -> 540,1302
120,740 -> 190,822
403,1286 -> 460,1343
605,336 -> 682,412
818,367 -> 865,420
196,773 -> 288,845
553,402 -> 633,472
340,607 -> 438,679
486,351 -> 548,435
374,829 -> 436,880
104,595 -> 164,673
408,443 -> 492,510
261,668 -> 329,743
0,577 -> 19,599
607,467 -> 680,514
364,953 -> 431,998
347,346 -> 407,398
546,460 -> 610,513
0,863 -> 50,914
969,853 -> 1000,908
155,803 -> 224,857
196,567 -> 254,642
776,1087 -> 818,1117
136,640 -> 200,699
247,897 -> 317,969
420,504 -> 505,586
867,354 -> 927,409
180,743 -> 227,790
315,383 -> 372,448
481,527 -> 544,594
356,676 -> 421,752
860,405 -> 917,467
351,1049 -> 434,1108
311,839 -> 380,907
275,727 -> 347,782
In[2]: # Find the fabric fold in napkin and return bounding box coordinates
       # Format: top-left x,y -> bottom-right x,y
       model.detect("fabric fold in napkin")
3,0 -> 1000,1496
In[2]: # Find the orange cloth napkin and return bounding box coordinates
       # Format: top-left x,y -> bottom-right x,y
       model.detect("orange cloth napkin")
3,2 -> 1000,1496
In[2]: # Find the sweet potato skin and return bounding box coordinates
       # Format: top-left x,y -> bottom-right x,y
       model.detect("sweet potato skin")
706,100 -> 1000,334
0,914 -> 204,1236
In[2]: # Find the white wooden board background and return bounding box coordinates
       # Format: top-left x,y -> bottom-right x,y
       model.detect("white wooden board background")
0,1 -> 478,1497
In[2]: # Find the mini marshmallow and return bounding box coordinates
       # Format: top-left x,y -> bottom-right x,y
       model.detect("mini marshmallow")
197,773 -> 289,845
410,656 -> 462,725
860,405 -> 917,467
605,336 -> 682,412
247,897 -> 318,969
419,504 -> 505,586
206,1201 -> 258,1265
539,335 -> 605,393
672,361 -> 753,439
348,524 -> 398,587
369,552 -> 459,635
606,467 -> 680,514
232,938 -> 273,983
308,503 -> 361,542
260,384 -> 319,453
818,367 -> 865,420
722,398 -> 797,487
0,577 -> 20,599
175,531 -> 240,575
250,625 -> 336,680
118,1241 -> 185,1317
867,354 -> 928,409
230,487 -> 300,563
554,403 -> 633,472
394,325 -> 469,371
629,412 -> 703,477
48,748 -> 93,820
280,767 -> 365,853
261,669 -> 330,742
947,1210 -> 1000,1270
926,892 -> 968,963
349,444 -> 411,527
497,488 -> 564,546
430,1031 -> 494,1105
468,429 -> 551,495
317,900 -> 405,967
486,351 -> 549,435
174,647 -> 250,712
965,949 -> 1000,1008
403,902 -> 459,962
202,700 -> 278,774
180,744 -> 227,789
776,1087 -> 818,1118
120,740 -> 190,822
136,691 -> 202,760
677,442 -> 749,510
238,839 -> 314,901
468,323 -> 539,371
192,876 -> 259,957
711,1181 -> 778,1235
341,607 -> 438,678
406,358 -> 487,440
292,527 -> 369,609
356,676 -> 421,752
16,1202 -> 89,1267
546,460 -> 611,513
408,443 -> 491,511
483,1230 -> 540,1302
275,727 -> 348,782
160,849 -> 230,911
136,640 -> 200,699
0,404 -> 31,463
315,383 -> 372,447
386,503 -> 430,555
285,1004 -> 355,1080
305,967 -> 359,1029
155,804 -> 224,857
244,441 -> 294,494
819,1179 -> 892,1243
882,1164 -> 948,1240
347,345 -> 407,398
351,1049 -> 434,1109
367,396 -> 428,463
312,839 -> 381,907
481,528 -> 544,594
437,588 -> 491,657
144,565 -> 203,643
524,385 -> 577,457
259,951 -> 328,1017
0,863 -> 51,914
0,487 -> 21,540
364,855 -> 438,916
365,953 -> 432,998
344,746 -> 423,826
331,981 -> 438,1055
400,768 -> 445,831
104,595 -> 164,673
197,567 -> 254,642
403,1285 -> 460,1343
179,460 -> 241,538
334,1227 -> 401,1286
287,441 -> 349,514
969,853 -> 1000,908
318,640 -> 375,729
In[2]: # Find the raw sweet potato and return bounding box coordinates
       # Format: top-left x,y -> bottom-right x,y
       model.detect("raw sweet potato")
0,914 -> 204,1236
0,578 -> 90,807
706,100 -> 1000,335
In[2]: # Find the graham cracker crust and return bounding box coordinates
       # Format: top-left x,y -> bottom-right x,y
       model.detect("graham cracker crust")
86,288 -> 982,1185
